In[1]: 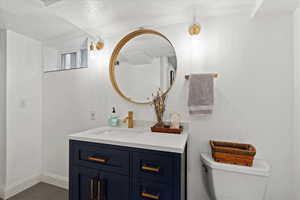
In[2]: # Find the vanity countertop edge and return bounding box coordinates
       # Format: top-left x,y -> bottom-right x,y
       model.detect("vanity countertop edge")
68,126 -> 189,154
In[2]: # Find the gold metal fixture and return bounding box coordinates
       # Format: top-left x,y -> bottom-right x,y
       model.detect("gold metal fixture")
90,42 -> 95,51
123,111 -> 134,128
96,39 -> 104,50
97,180 -> 101,200
185,73 -> 218,80
189,23 -> 201,36
90,179 -> 95,199
109,29 -> 175,104
141,192 -> 160,200
142,165 -> 160,173
88,157 -> 107,164
90,38 -> 104,51
189,13 -> 201,36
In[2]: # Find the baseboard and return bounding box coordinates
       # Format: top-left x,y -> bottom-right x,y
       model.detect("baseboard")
0,173 -> 68,199
0,185 -> 4,199
1,174 -> 41,199
41,172 -> 68,190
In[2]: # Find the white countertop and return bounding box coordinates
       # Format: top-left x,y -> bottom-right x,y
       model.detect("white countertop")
68,126 -> 188,153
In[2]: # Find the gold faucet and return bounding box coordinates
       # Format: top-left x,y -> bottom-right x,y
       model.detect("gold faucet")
123,111 -> 134,128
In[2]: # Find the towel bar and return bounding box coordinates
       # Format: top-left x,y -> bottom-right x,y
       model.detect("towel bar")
185,73 -> 218,80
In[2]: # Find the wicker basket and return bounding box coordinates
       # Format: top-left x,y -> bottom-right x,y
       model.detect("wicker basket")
210,141 -> 256,167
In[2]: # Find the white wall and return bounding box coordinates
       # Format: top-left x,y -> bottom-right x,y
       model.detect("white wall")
43,46 -> 58,72
43,14 -> 294,200
0,29 -> 7,191
293,7 -> 300,200
5,30 -> 42,193
43,51 -> 108,184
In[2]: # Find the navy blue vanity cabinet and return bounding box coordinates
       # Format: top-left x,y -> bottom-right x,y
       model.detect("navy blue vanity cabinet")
69,140 -> 186,200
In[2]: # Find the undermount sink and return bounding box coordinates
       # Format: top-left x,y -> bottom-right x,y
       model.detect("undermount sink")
102,129 -> 143,138
88,128 -> 145,138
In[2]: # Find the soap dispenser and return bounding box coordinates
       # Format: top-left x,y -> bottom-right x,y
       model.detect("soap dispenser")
108,107 -> 119,127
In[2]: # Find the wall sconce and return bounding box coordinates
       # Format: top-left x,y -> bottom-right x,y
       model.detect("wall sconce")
90,42 -> 95,51
89,37 -> 104,51
189,13 -> 201,36
96,38 -> 104,50
189,23 -> 201,36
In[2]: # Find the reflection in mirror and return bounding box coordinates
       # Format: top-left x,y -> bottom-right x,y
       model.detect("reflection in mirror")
43,38 -> 89,72
114,34 -> 177,103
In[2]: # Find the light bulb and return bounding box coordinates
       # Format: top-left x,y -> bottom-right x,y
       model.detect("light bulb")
189,24 -> 201,36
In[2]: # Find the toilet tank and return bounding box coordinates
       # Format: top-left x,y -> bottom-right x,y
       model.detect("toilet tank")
201,153 -> 270,200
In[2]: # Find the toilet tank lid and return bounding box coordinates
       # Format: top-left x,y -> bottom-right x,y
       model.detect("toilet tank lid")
201,153 -> 271,177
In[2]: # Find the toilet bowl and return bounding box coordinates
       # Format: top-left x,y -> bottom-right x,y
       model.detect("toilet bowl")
201,153 -> 270,200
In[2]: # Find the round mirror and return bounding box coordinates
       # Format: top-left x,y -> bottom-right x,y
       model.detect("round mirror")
109,29 -> 177,104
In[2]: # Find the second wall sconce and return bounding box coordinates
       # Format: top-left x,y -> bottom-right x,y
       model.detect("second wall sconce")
90,37 -> 104,51
96,38 -> 104,50
189,23 -> 201,36
90,42 -> 95,51
189,13 -> 201,36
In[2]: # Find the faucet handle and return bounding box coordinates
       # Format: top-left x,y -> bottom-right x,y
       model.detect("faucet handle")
122,116 -> 129,123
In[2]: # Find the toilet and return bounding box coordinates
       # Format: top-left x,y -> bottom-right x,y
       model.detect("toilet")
201,153 -> 270,200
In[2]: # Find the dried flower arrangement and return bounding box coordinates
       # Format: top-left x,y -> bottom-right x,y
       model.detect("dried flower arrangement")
151,88 -> 167,127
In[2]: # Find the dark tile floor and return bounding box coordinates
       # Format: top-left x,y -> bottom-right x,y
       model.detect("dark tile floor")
5,183 -> 68,200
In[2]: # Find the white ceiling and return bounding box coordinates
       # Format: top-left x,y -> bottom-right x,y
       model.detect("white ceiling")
257,0 -> 300,15
0,0 -> 298,42
0,0 -> 86,41
46,0 -> 256,38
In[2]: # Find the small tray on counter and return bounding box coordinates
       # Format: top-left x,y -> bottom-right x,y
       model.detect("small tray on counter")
151,123 -> 183,134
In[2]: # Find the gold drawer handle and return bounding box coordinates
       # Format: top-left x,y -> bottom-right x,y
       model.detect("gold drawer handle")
88,157 -> 106,164
90,179 -> 94,200
97,180 -> 101,200
142,165 -> 160,173
141,192 -> 160,200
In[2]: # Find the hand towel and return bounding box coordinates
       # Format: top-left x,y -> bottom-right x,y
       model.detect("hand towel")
188,74 -> 214,115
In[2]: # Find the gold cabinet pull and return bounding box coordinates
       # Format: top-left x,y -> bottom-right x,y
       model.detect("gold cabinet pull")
141,192 -> 160,200
90,179 -> 95,200
142,165 -> 160,173
97,180 -> 101,200
88,157 -> 106,164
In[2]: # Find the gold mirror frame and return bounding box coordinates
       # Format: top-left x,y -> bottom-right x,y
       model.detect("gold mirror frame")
109,29 -> 177,104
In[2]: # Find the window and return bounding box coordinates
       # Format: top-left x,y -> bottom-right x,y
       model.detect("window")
61,52 -> 77,70
43,38 -> 90,72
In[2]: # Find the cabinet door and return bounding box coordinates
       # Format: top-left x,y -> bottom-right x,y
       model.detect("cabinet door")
99,171 -> 130,200
70,167 -> 99,200
70,167 -> 130,200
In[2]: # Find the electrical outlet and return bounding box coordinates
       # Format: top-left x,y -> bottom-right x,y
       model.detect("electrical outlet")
20,99 -> 27,108
90,111 -> 96,120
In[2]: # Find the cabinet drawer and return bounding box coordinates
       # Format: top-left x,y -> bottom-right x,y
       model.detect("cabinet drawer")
133,152 -> 173,183
71,141 -> 130,175
133,180 -> 172,200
